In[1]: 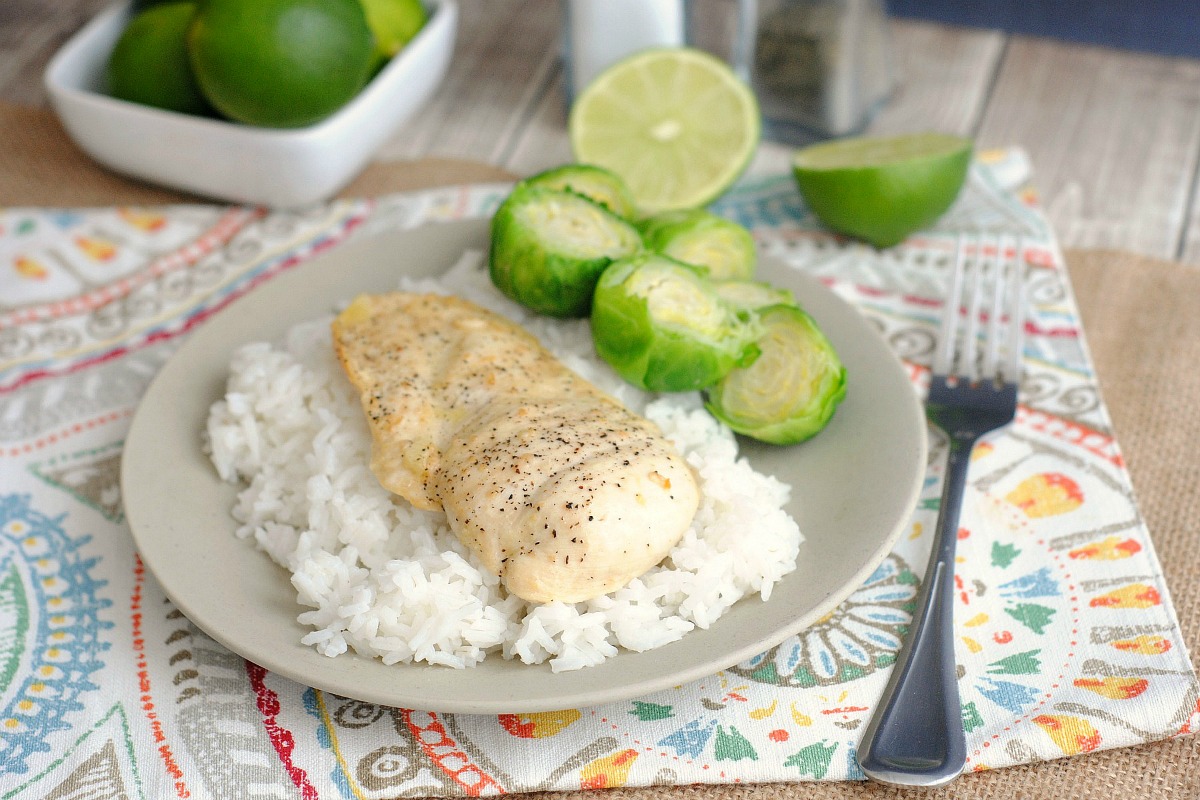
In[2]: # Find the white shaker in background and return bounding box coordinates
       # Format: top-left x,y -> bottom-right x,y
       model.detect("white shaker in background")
562,0 -> 685,102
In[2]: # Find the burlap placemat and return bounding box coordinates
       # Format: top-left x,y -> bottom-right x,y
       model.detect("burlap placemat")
3,101 -> 1197,798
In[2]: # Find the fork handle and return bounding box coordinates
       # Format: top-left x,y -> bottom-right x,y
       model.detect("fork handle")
856,434 -> 973,787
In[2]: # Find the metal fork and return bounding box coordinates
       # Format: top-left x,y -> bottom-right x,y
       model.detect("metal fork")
856,235 -> 1025,787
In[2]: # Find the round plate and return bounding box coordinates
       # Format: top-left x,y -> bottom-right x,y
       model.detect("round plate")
121,218 -> 927,714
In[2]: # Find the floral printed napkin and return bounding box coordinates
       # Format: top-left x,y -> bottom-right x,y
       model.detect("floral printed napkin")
0,149 -> 1194,797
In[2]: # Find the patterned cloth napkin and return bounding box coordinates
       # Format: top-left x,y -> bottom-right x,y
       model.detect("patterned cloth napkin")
0,150 -> 1195,797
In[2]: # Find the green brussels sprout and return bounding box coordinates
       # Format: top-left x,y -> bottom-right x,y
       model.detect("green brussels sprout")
591,253 -> 760,392
638,208 -> 757,280
489,184 -> 643,318
522,164 -> 638,219
714,279 -> 797,312
705,304 -> 846,445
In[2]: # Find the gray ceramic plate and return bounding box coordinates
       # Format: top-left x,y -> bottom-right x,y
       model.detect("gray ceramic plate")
121,218 -> 927,714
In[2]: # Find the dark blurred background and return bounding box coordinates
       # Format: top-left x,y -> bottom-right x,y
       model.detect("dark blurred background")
887,0 -> 1200,58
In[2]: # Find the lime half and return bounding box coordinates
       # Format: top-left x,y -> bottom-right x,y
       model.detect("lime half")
792,132 -> 973,248
569,48 -> 760,215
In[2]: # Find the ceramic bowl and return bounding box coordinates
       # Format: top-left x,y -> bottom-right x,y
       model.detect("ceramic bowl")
44,0 -> 457,207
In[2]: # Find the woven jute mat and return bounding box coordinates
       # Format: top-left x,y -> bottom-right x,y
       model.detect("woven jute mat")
4,102 -> 1198,798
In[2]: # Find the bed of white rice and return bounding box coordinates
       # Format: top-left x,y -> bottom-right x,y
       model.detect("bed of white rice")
205,252 -> 802,672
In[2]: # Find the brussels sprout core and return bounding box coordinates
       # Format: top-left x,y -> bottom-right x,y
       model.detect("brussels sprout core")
521,195 -> 629,252
489,185 -> 642,318
705,304 -> 846,444
638,208 -> 757,280
714,279 -> 797,313
591,254 -> 759,393
628,266 -> 728,336
523,164 -> 638,219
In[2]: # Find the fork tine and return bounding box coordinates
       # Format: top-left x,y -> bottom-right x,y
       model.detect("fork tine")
1005,238 -> 1026,385
932,234 -> 966,377
960,234 -> 986,383
982,234 -> 1005,381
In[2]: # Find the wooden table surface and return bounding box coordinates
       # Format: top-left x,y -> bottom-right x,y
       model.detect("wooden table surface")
8,0 -> 1200,265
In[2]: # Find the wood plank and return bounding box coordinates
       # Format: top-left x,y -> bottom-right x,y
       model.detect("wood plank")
1179,167 -> 1200,263
8,3 -> 1200,264
867,19 -> 1004,137
0,0 -> 111,107
502,69 -> 573,176
976,36 -> 1200,261
1182,188 -> 1200,264
376,0 -> 562,165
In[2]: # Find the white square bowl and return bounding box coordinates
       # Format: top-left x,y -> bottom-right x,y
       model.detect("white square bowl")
45,0 -> 458,207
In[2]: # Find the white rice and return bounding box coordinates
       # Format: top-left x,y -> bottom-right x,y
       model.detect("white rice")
205,252 -> 802,672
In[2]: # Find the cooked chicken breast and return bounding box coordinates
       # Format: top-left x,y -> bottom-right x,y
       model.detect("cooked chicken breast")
331,292 -> 700,603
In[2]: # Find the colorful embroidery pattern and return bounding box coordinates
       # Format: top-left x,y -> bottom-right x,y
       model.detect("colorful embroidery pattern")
0,160 -> 1194,796
0,494 -> 112,775
732,554 -> 918,689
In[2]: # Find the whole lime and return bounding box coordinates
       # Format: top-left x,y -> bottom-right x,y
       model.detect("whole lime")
108,2 -> 212,115
360,0 -> 428,69
187,0 -> 375,128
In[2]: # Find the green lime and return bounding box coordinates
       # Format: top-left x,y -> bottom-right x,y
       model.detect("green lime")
568,47 -> 760,215
187,0 -> 374,128
360,0 -> 428,68
791,132 -> 973,248
108,2 -> 211,115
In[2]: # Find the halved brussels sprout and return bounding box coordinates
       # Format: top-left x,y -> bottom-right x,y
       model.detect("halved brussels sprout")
590,253 -> 760,392
714,279 -> 797,313
523,164 -> 638,219
489,184 -> 643,318
638,208 -> 757,280
705,304 -> 846,444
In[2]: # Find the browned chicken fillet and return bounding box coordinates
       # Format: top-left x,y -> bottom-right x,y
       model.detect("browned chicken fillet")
331,292 -> 700,603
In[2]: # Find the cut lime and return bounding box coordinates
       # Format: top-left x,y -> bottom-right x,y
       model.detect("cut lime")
568,47 -> 760,215
792,132 -> 972,248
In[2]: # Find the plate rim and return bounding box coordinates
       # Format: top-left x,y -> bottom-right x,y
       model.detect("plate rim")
121,217 -> 927,713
